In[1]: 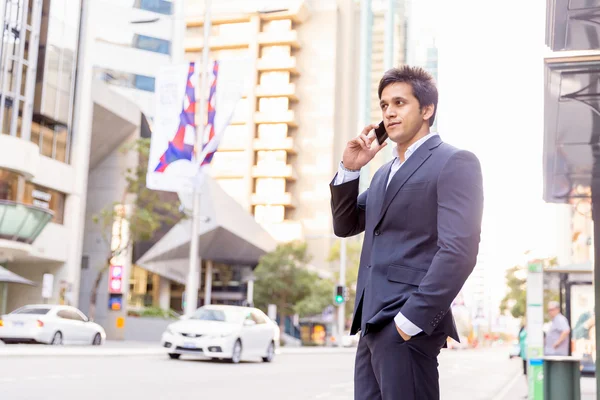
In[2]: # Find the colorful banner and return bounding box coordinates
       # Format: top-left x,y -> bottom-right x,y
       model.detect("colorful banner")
147,62 -> 199,193
147,59 -> 247,194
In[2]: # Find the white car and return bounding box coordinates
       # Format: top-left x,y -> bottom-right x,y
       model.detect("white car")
0,304 -> 106,345
161,305 -> 280,363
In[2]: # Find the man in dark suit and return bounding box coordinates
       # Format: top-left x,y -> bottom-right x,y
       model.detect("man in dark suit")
330,66 -> 483,400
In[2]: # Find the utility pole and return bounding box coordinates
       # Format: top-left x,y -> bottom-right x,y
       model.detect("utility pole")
337,238 -> 347,344
184,0 -> 212,316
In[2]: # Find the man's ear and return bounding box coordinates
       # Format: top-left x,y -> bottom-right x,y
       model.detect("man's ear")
422,104 -> 435,122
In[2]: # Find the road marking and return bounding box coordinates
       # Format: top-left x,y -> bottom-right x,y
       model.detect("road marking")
491,370 -> 524,400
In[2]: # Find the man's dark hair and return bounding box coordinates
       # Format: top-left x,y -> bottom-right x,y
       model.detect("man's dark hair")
378,65 -> 438,127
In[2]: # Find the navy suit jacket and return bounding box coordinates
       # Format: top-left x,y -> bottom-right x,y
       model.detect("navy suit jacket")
330,135 -> 483,341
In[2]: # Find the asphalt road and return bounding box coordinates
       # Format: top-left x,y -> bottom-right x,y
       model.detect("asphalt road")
0,345 -> 521,400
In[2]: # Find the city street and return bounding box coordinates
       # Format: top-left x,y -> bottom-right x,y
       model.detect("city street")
0,344 -> 521,400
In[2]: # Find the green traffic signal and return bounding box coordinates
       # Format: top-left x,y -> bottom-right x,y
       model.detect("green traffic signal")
335,295 -> 344,305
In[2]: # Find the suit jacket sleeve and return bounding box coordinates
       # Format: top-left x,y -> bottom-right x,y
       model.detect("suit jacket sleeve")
400,150 -> 484,335
330,175 -> 368,237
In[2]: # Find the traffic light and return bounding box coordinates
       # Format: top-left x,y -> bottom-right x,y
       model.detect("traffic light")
334,285 -> 345,305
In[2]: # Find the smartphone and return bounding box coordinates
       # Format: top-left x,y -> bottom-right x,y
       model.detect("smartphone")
374,121 -> 388,145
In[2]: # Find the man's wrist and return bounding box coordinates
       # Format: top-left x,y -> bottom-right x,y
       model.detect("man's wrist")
340,161 -> 361,172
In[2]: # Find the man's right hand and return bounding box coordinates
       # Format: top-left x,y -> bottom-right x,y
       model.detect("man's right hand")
342,124 -> 388,171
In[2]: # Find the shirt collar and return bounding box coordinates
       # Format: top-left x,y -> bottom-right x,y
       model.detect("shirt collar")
392,132 -> 439,160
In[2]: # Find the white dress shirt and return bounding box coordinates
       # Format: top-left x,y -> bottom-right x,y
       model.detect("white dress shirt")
333,132 -> 439,336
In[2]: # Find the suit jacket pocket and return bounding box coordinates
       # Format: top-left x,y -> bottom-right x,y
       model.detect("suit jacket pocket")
387,265 -> 426,286
400,181 -> 428,191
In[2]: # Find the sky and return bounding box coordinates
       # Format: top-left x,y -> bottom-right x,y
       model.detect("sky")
409,0 -> 567,310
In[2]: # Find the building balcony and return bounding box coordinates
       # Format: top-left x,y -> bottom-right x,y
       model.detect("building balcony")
186,15 -> 250,28
256,83 -> 298,101
257,30 -> 301,50
255,110 -> 297,127
0,200 -> 53,259
253,137 -> 296,154
252,164 -> 297,181
257,57 -> 299,75
184,35 -> 249,52
251,192 -> 295,207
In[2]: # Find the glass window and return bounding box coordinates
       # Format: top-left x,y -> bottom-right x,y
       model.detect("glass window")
220,125 -> 248,148
134,0 -> 173,15
260,72 -> 289,87
256,178 -> 285,194
0,169 -> 20,201
254,205 -> 285,224
134,74 -> 156,92
11,307 -> 51,315
257,124 -> 287,140
256,150 -> 287,167
251,311 -> 267,324
191,306 -> 246,323
258,98 -> 289,113
262,19 -> 292,33
133,34 -> 171,55
23,183 -> 66,224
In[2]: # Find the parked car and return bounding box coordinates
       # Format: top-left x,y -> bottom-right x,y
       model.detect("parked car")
0,304 -> 105,345
161,305 -> 280,363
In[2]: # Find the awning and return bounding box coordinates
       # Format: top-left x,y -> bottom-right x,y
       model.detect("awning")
0,266 -> 36,285
543,1 -> 600,203
136,176 -> 277,279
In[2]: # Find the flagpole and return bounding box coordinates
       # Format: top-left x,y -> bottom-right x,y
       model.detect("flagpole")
185,0 -> 212,316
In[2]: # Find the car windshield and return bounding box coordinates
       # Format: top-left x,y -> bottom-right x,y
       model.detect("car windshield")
190,307 -> 246,323
11,307 -> 51,315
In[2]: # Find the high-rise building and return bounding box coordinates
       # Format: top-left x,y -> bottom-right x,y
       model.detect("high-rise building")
0,0 -> 85,313
183,0 -> 367,270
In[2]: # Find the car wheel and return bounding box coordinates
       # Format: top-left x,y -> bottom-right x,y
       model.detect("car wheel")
262,341 -> 275,363
51,331 -> 63,345
168,353 -> 181,360
229,340 -> 242,364
92,333 -> 102,346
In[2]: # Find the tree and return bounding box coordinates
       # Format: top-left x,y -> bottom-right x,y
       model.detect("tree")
327,238 -> 362,325
500,266 -> 527,319
500,258 -> 561,321
90,138 -> 181,321
253,241 -> 334,332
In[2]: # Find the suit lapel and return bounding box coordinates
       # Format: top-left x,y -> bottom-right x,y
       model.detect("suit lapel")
376,135 -> 443,225
369,159 -> 394,224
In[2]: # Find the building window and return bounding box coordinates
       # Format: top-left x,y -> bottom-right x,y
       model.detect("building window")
0,169 -> 20,201
133,34 -> 171,55
259,98 -> 289,113
255,178 -> 286,195
94,68 -> 156,93
134,0 -> 173,15
211,152 -> 247,176
30,120 -> 68,162
254,205 -> 285,224
260,72 -> 290,87
257,124 -> 287,140
23,182 -> 66,224
221,125 -> 248,148
262,19 -> 292,33
256,150 -> 287,167
261,45 -> 291,60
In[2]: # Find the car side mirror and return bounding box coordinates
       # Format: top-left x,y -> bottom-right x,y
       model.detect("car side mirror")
244,319 -> 256,327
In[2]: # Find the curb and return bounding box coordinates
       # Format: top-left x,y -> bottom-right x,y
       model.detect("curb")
0,346 -> 357,358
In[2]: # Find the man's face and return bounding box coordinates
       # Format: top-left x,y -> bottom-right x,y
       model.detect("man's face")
548,306 -> 560,318
379,82 -> 433,146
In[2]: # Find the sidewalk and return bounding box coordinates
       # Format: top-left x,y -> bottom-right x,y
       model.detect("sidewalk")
501,373 -> 597,400
0,341 -> 357,358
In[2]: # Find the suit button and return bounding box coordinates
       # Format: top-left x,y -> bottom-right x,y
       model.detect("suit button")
367,265 -> 372,269
374,230 -> 381,236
